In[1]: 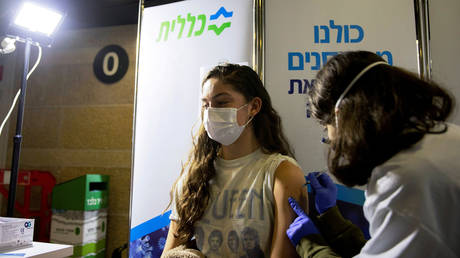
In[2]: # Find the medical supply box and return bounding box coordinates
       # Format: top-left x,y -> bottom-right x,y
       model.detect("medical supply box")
0,217 -> 34,251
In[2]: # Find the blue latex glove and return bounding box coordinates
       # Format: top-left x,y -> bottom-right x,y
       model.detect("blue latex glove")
286,197 -> 319,247
308,172 -> 337,214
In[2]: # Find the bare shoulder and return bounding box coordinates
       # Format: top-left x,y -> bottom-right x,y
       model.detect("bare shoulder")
269,159 -> 308,257
274,159 -> 306,187
273,159 -> 307,210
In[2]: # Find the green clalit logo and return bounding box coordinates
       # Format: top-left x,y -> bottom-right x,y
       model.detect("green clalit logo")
156,7 -> 233,42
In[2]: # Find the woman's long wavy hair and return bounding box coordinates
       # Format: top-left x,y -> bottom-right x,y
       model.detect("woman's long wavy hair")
309,51 -> 454,187
168,63 -> 294,242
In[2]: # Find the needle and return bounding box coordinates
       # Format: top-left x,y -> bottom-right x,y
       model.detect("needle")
305,170 -> 326,185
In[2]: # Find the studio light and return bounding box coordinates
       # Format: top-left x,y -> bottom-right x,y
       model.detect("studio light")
0,2 -> 64,217
6,2 -> 65,47
14,2 -> 63,37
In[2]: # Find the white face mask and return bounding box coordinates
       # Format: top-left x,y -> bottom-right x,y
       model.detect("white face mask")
203,104 -> 254,146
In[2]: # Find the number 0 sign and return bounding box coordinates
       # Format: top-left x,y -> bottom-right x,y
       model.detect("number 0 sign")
93,45 -> 129,84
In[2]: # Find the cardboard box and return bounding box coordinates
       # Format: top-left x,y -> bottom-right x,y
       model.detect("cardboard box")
50,209 -> 106,257
51,174 -> 109,211
50,174 -> 109,258
0,217 -> 34,251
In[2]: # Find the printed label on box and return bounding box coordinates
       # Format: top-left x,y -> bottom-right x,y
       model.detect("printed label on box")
0,218 -> 34,251
50,209 -> 107,245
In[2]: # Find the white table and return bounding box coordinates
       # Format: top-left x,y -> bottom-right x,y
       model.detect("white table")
0,242 -> 73,257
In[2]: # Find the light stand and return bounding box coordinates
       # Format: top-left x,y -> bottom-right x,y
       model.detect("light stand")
2,2 -> 64,217
7,39 -> 31,217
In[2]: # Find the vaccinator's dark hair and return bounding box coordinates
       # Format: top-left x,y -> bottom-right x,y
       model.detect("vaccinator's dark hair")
169,63 -> 294,242
309,51 -> 454,187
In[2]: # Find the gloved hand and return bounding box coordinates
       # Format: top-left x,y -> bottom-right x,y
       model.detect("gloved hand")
308,172 -> 337,214
286,197 -> 319,247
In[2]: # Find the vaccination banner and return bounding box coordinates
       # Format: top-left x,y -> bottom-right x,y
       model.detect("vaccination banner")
265,0 -> 419,237
129,0 -> 253,256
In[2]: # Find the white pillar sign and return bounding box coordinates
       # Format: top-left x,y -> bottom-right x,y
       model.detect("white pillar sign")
266,0 -> 418,178
265,0 -> 419,238
129,1 -> 252,256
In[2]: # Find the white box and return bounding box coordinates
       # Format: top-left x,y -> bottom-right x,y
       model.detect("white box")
0,217 -> 34,251
50,209 -> 107,257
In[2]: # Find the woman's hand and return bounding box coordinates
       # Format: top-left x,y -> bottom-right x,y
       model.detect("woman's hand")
308,172 -> 337,214
286,197 -> 319,247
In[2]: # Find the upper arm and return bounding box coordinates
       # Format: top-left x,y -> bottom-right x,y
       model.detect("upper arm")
270,160 -> 308,258
162,176 -> 186,254
162,220 -> 186,255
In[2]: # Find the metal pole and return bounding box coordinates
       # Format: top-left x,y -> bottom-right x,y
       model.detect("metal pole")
253,0 -> 265,83
414,0 -> 431,80
7,39 -> 31,217
422,0 -> 431,79
252,0 -> 258,72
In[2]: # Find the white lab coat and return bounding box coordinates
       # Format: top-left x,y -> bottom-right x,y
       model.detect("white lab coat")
359,123 -> 460,257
